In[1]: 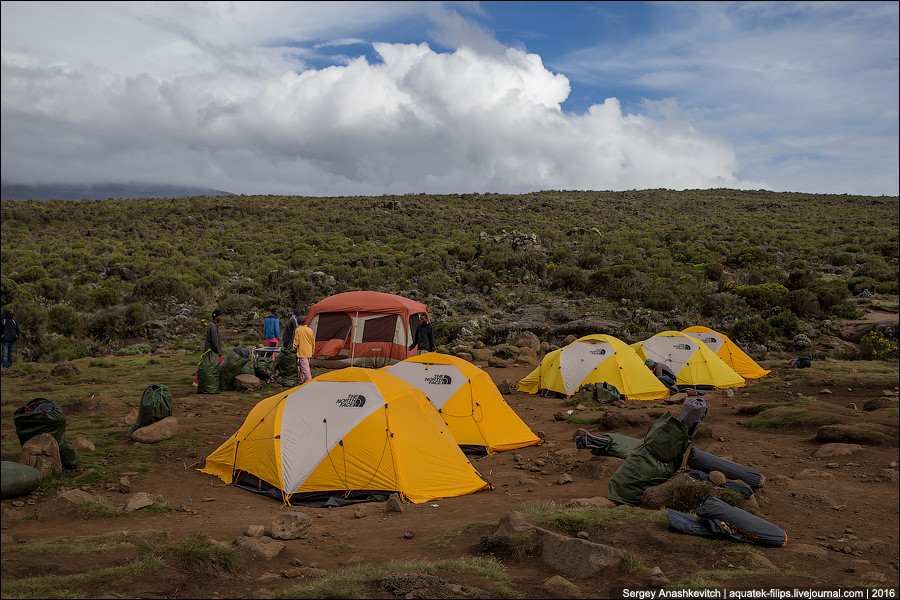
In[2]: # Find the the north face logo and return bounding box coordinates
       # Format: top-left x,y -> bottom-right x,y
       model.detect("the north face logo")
589,349 -> 607,356
424,374 -> 452,385
335,394 -> 366,408
702,337 -> 717,344
674,343 -> 692,350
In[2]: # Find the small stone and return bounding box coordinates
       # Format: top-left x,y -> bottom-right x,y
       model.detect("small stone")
403,530 -> 415,539
118,476 -> 131,493
650,566 -> 670,587
576,531 -> 589,540
247,525 -> 266,538
846,403 -> 857,411
709,471 -> 727,485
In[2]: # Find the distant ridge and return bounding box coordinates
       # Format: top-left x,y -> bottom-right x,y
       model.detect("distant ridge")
1,182 -> 235,201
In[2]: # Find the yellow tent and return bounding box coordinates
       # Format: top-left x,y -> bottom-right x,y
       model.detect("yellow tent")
199,367 -> 492,505
384,352 -> 541,455
682,326 -> 770,380
631,331 -> 746,389
515,334 -> 670,401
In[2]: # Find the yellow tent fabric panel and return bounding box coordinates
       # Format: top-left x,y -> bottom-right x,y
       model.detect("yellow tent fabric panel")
200,388 -> 290,488
385,352 -> 540,454
682,326 -> 770,379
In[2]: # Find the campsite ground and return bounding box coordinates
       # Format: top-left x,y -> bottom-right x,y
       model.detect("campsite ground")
1,354 -> 898,599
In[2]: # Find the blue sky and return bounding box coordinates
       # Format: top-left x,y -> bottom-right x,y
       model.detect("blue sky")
1,1 -> 897,196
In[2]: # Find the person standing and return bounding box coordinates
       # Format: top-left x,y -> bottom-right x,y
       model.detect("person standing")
204,309 -> 224,361
1,308 -> 21,369
263,308 -> 280,347
291,315 -> 315,384
408,313 -> 436,356
282,308 -> 300,350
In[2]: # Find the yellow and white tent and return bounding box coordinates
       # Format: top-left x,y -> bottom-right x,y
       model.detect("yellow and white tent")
200,367 -> 492,505
631,331 -> 746,389
681,326 -> 770,380
384,352 -> 540,455
515,334 -> 670,401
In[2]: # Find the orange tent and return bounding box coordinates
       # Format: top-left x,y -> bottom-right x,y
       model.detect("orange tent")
306,292 -> 429,368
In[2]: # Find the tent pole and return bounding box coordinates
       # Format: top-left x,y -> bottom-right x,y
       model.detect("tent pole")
350,310 -> 358,367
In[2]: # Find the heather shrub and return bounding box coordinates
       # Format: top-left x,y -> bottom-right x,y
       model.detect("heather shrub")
730,316 -> 773,345
48,304 -> 81,336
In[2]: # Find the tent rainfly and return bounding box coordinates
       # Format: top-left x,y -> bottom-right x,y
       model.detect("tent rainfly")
199,367 -> 492,506
631,331 -> 746,390
384,352 -> 541,456
305,291 -> 428,368
516,334 -> 670,401
681,326 -> 770,380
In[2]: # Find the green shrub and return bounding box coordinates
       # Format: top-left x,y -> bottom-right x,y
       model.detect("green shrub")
785,289 -> 822,319
434,321 -> 462,346
859,331 -> 899,360
87,308 -> 125,342
118,343 -> 152,356
124,302 -> 149,336
74,271 -> 100,285
15,265 -> 49,283
730,283 -> 788,310
90,285 -> 119,308
48,304 -> 81,336
768,309 -> 800,337
132,274 -> 198,303
548,265 -> 588,292
33,277 -> 70,302
220,293 -> 252,316
730,316 -> 773,345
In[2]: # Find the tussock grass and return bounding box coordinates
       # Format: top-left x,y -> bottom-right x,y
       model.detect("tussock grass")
0,531 -> 168,557
0,557 -> 168,599
165,533 -> 239,575
518,501 -> 666,536
270,556 -> 518,600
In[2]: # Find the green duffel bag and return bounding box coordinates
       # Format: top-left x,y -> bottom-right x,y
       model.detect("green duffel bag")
13,398 -> 82,470
197,350 -> 220,394
219,346 -> 250,391
253,356 -> 275,380
1,461 -> 43,499
275,347 -> 298,388
128,384 -> 173,439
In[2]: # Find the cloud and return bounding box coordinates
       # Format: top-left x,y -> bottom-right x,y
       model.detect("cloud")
1,33 -> 755,195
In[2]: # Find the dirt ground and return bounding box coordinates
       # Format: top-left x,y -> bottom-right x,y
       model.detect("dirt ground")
2,355 -> 899,599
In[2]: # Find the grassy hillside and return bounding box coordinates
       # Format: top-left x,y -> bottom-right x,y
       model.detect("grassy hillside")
1,189 -> 897,362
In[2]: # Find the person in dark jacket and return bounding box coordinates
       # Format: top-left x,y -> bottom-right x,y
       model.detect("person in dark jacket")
2,308 -> 21,369
409,313 -> 436,355
281,308 -> 301,349
645,358 -> 678,394
204,310 -> 223,359
263,308 -> 280,347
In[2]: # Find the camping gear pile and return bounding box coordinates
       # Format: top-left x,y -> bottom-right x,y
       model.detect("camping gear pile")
197,346 -> 252,393
13,398 -> 81,470
127,384 -> 173,439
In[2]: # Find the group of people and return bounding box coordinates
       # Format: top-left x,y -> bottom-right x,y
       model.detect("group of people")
202,307 -> 436,386
201,307 -> 317,385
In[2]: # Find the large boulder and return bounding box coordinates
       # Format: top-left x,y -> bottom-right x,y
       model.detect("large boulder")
234,373 -> 262,391
131,416 -> 178,444
19,433 -> 62,477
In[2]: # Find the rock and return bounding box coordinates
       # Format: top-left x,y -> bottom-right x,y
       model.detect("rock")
130,416 -> 178,443
73,436 -> 95,453
725,388 -> 735,398
496,379 -> 512,395
283,566 -> 327,578
650,566 -> 670,587
38,489 -> 98,518
788,544 -> 829,559
485,511 -> 623,579
557,473 -> 573,485
385,493 -> 405,513
553,412 -> 568,421
403,530 -> 415,539
19,433 -> 63,477
119,476 -> 130,493
234,373 -> 262,391
816,424 -> 892,445
124,492 -> 157,513
354,505 -> 367,518
247,525 -> 266,538
271,512 -> 312,540
487,356 -> 509,368
880,469 -> 899,483
845,403 -> 857,411
542,575 -> 584,599
665,392 -> 688,405
572,428 -> 590,441
863,398 -> 895,411
709,471 -> 727,485
813,443 -> 862,458
794,469 -> 835,480
235,535 -> 286,560
562,497 -> 617,509
50,363 -> 80,377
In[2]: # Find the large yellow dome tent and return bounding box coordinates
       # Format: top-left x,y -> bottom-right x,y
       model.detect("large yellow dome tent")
515,334 -> 670,401
199,368 -> 492,506
383,352 -> 541,456
681,326 -> 770,379
631,331 -> 746,390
